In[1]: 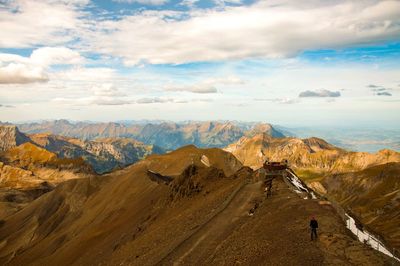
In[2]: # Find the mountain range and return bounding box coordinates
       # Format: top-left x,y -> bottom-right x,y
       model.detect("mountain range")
0,121 -> 399,265
0,125 -> 163,174
10,120 -> 284,150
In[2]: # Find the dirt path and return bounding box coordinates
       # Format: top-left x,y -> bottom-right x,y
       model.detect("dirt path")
159,181 -> 264,265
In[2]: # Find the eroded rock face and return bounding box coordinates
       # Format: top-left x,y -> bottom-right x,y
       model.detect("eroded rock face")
28,133 -> 164,174
0,126 -> 30,152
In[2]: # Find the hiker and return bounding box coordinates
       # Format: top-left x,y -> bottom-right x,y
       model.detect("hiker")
265,181 -> 272,198
310,216 -> 318,241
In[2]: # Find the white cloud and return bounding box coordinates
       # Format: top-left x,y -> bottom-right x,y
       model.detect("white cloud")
51,81 -> 130,106
0,62 -> 48,84
164,75 -> 244,93
213,0 -> 243,7
136,97 -> 212,104
0,0 -> 85,48
299,89 -> 341,98
112,0 -> 169,5
0,104 -> 15,108
87,0 -> 400,64
204,76 -> 245,86
255,98 -> 299,104
166,84 -> 218,94
0,47 -> 83,84
136,97 -> 174,104
54,67 -> 117,82
51,0 -> 90,5
180,0 -> 199,8
91,84 -> 127,97
30,47 -> 83,66
53,96 -> 132,106
376,91 -> 392,96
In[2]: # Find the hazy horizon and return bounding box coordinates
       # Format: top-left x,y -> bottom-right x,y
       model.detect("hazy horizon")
3,118 -> 399,153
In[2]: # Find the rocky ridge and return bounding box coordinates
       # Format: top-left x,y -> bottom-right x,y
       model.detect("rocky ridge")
225,133 -> 400,172
15,120 -> 285,150
0,126 -> 163,174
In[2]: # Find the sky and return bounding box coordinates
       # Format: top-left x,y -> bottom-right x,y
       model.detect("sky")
0,0 -> 400,128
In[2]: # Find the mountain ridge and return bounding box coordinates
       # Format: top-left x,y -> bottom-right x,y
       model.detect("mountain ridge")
13,120 -> 285,150
0,126 -> 163,174
225,133 -> 400,172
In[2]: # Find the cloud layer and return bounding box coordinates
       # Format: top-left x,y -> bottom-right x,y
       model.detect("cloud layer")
0,0 -> 84,48
113,0 -> 170,5
88,1 -> 400,64
2,0 -> 400,65
299,89 -> 341,98
367,84 -> 393,96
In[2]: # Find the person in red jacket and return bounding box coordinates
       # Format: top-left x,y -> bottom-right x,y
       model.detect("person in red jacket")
310,216 -> 319,241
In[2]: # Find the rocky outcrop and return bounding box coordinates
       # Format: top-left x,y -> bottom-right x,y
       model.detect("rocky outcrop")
0,126 -> 30,152
82,138 -> 163,173
225,133 -> 400,172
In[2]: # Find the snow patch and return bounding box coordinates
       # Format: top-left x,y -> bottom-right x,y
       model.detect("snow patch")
346,214 -> 399,261
286,171 -> 308,193
201,155 -> 210,167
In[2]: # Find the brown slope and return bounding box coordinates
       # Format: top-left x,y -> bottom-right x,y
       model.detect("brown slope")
157,177 -> 393,266
1,142 -> 91,173
144,144 -> 242,176
311,162 -> 400,250
0,145 -> 243,265
0,145 -> 395,265
0,143 -> 94,220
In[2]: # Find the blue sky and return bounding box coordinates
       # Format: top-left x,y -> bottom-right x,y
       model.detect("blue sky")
0,0 -> 399,128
